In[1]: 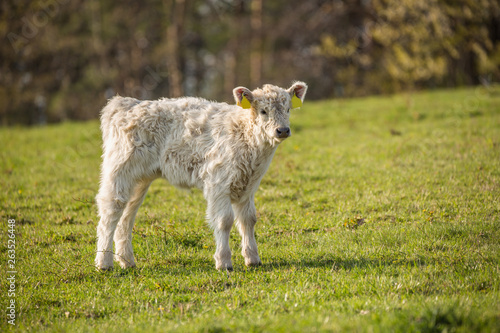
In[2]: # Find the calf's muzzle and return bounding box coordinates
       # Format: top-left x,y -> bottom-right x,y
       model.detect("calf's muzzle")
275,127 -> 291,139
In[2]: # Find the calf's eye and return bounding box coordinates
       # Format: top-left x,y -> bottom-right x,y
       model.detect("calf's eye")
260,110 -> 267,115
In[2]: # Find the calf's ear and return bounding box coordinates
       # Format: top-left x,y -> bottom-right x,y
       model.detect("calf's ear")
233,87 -> 254,109
288,81 -> 308,109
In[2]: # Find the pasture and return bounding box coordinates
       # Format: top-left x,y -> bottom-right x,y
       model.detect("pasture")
1,87 -> 499,332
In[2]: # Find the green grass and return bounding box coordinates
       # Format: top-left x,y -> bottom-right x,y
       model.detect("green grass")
1,86 -> 500,332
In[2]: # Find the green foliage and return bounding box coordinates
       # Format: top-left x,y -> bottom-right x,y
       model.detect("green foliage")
319,0 -> 500,95
1,87 -> 499,331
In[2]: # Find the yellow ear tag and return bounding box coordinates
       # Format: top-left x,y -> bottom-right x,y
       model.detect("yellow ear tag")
239,95 -> 252,109
291,93 -> 302,108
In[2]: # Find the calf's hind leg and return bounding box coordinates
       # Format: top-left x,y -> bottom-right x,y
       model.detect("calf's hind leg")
95,172 -> 135,270
113,179 -> 153,268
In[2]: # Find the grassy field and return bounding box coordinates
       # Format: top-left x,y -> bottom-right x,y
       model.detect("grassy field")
1,86 -> 500,332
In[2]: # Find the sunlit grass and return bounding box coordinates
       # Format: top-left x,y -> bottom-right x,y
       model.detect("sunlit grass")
1,86 -> 499,332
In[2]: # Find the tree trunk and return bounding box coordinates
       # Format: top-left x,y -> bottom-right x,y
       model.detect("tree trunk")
224,1 -> 245,100
165,0 -> 185,97
250,0 -> 262,88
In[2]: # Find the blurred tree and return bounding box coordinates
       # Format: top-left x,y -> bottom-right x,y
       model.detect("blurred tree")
1,0 -> 499,125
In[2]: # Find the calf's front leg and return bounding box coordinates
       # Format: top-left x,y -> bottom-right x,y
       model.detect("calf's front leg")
206,195 -> 234,270
233,199 -> 262,266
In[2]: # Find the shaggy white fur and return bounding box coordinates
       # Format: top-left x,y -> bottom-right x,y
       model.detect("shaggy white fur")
95,82 -> 308,270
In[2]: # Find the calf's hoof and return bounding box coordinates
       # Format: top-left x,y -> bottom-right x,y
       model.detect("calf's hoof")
95,254 -> 114,271
118,261 -> 136,269
215,261 -> 233,271
245,260 -> 262,267
216,265 -> 234,272
115,255 -> 136,269
95,264 -> 114,271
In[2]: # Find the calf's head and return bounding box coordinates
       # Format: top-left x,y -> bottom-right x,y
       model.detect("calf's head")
233,82 -> 308,145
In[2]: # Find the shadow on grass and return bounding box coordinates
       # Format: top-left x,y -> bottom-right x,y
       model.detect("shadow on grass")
90,255 -> 428,277
260,255 -> 428,272
58,251 -> 429,284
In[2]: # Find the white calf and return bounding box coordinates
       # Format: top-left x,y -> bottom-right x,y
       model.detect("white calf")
95,82 -> 308,270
